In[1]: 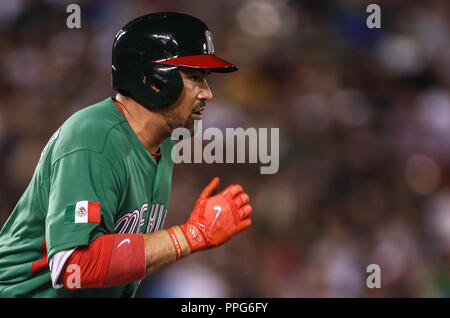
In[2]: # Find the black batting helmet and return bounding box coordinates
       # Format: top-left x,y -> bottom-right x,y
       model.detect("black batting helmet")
112,12 -> 237,111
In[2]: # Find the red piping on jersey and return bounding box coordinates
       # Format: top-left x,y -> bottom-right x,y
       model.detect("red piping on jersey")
113,99 -> 161,163
31,238 -> 48,275
152,149 -> 161,163
112,99 -> 126,118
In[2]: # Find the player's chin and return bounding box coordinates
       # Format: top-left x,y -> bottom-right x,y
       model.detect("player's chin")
184,117 -> 196,137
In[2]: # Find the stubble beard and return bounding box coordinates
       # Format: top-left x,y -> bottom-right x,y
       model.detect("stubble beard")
162,108 -> 195,137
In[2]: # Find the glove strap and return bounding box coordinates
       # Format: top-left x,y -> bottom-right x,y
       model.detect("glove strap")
180,223 -> 206,253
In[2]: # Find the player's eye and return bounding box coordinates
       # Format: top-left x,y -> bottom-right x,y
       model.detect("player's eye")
190,76 -> 203,83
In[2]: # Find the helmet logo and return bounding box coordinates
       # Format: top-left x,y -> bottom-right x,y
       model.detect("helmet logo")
205,30 -> 215,54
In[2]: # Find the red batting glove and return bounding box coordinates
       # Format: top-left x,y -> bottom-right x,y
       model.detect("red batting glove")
180,177 -> 253,252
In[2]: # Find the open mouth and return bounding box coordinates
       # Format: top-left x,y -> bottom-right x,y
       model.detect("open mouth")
191,107 -> 205,119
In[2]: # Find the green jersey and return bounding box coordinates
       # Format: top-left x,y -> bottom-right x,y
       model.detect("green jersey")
0,97 -> 174,297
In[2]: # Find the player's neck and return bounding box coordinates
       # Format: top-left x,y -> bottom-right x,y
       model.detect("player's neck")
115,95 -> 169,154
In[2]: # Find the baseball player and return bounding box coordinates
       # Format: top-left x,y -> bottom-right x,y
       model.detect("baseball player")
0,12 -> 252,297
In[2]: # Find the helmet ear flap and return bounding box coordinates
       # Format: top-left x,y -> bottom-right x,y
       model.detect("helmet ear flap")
115,62 -> 183,111
143,63 -> 183,110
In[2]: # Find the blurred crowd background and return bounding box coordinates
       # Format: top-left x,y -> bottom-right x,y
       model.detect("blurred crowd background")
0,0 -> 449,297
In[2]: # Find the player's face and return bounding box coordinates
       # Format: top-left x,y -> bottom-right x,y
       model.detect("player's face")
161,68 -> 212,135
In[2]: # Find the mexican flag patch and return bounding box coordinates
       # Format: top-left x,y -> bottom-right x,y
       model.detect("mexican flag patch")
64,201 -> 101,224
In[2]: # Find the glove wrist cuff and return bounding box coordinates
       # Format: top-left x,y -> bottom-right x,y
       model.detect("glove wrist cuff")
180,223 -> 206,253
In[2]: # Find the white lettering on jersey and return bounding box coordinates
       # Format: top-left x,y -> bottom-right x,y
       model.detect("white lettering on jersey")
115,202 -> 167,234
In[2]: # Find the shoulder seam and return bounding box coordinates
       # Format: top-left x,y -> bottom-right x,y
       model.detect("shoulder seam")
50,122 -> 125,168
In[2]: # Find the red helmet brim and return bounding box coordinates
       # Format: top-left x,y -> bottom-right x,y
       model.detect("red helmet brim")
154,54 -> 237,73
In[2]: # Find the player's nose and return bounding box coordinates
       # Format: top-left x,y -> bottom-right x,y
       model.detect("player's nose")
198,79 -> 213,101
